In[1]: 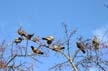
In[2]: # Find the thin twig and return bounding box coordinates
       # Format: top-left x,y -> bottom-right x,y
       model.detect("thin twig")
6,55 -> 17,65
49,60 -> 69,70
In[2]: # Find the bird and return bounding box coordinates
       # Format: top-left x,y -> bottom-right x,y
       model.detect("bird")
42,36 -> 54,44
18,27 -> 26,36
32,36 -> 40,44
14,37 -> 23,44
93,36 -> 99,50
31,46 -> 43,55
52,45 -> 65,51
76,41 -> 85,53
24,33 -> 34,40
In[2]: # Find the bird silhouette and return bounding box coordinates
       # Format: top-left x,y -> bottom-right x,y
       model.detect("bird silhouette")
14,37 -> 23,44
52,45 -> 65,51
31,46 -> 43,55
24,33 -> 34,40
18,27 -> 26,36
32,36 -> 40,43
76,41 -> 85,53
93,36 -> 99,50
42,36 -> 54,44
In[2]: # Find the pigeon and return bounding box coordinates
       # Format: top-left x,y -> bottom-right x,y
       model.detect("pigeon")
93,36 -> 99,50
32,36 -> 40,43
42,36 -> 54,44
31,46 -> 43,55
18,27 -> 26,36
24,33 -> 34,40
52,45 -> 65,51
14,37 -> 23,44
76,41 -> 85,53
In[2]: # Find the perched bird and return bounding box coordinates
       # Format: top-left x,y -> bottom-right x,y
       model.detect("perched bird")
24,33 -> 34,40
93,36 -> 99,50
52,45 -> 65,51
42,36 -> 54,44
76,41 -> 85,53
14,37 -> 23,44
31,46 -> 43,55
18,27 -> 26,36
32,36 -> 40,44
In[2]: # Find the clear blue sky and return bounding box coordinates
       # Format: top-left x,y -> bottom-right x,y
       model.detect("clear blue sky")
0,0 -> 108,71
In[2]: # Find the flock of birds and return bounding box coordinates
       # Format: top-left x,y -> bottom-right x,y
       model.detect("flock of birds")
76,36 -> 99,54
14,27 -> 65,55
14,27 -> 100,55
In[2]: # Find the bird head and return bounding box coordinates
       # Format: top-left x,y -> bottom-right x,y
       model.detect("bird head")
31,46 -> 34,50
49,36 -> 54,40
18,37 -> 24,40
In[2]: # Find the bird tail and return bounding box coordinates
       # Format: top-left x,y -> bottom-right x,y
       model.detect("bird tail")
42,38 -> 47,40
95,46 -> 99,50
40,52 -> 44,55
61,47 -> 65,49
30,33 -> 34,37
81,50 -> 86,53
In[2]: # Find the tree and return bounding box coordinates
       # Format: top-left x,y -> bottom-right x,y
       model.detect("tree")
0,24 -> 108,71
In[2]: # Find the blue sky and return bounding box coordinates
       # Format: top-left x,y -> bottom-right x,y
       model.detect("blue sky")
0,0 -> 108,71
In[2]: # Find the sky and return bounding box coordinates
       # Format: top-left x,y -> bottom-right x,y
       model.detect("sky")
0,0 -> 108,71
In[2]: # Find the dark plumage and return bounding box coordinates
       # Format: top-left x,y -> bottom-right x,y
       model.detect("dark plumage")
14,37 -> 23,44
52,45 -> 65,51
18,28 -> 26,36
93,36 -> 99,50
31,46 -> 43,55
25,33 -> 34,40
42,36 -> 54,44
76,41 -> 85,53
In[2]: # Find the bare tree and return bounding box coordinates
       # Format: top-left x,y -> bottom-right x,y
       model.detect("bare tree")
0,24 -> 108,71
